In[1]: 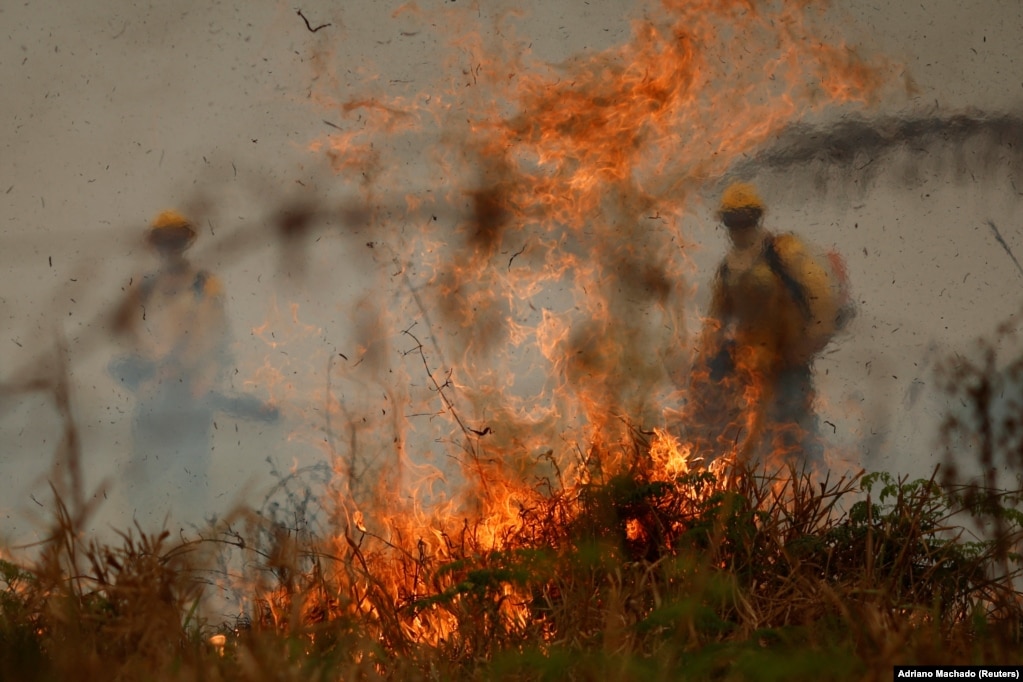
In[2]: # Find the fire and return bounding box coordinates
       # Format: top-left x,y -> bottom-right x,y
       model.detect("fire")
236,0 -> 890,647
649,428 -> 692,480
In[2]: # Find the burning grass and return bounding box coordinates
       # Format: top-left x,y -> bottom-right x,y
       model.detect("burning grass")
3,441 -> 1022,681
4,2 -> 1023,678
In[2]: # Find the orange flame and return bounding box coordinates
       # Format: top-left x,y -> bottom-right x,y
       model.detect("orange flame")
237,0 -> 893,645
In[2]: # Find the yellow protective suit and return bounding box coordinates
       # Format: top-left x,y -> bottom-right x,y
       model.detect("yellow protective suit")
690,231 -> 842,468
707,232 -> 840,381
129,263 -> 229,396
115,259 -> 230,527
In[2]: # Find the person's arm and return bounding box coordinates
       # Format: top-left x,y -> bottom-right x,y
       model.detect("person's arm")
107,275 -> 156,389
696,266 -> 735,379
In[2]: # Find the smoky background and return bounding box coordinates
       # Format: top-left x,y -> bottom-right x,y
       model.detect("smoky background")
1,0 -> 1021,554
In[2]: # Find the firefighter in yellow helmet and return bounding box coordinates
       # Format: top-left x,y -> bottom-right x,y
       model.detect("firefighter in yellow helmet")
134,211 -> 229,392
111,210 -> 231,527
687,182 -> 851,469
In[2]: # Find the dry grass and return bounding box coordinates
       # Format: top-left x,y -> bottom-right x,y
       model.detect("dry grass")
2,438 -> 1022,682
3,199 -> 1022,679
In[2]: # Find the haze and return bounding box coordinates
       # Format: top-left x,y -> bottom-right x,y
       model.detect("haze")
2,0 -> 1021,546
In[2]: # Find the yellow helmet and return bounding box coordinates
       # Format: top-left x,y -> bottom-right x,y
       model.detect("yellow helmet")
719,182 -> 765,213
718,182 -> 765,229
147,210 -> 196,250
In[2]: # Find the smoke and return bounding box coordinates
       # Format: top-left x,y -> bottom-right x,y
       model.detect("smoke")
734,111 -> 1023,195
5,0 -> 1023,551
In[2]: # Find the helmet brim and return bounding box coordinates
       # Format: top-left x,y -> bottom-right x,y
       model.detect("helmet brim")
719,207 -> 762,229
147,224 -> 196,250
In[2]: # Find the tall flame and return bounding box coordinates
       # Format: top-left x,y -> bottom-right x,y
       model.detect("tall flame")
243,0 -> 890,643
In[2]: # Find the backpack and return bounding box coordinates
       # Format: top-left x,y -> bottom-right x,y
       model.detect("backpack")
764,234 -> 855,358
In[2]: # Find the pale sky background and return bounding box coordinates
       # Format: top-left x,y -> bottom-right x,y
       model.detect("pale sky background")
2,0 -> 1022,545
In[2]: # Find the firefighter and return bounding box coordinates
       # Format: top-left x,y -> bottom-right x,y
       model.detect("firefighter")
111,210 -> 231,527
687,182 -> 848,470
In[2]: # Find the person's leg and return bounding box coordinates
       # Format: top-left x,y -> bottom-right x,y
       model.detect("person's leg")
767,365 -> 825,471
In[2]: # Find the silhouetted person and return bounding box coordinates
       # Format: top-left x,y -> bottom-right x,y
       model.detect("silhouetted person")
111,211 -> 231,527
685,182 -> 853,470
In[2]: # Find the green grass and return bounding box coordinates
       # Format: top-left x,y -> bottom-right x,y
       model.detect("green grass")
2,453 -> 1021,682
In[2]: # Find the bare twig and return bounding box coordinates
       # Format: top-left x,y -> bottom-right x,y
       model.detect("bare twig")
402,326 -> 492,499
986,220 -> 1023,278
296,9 -> 331,33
